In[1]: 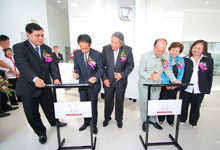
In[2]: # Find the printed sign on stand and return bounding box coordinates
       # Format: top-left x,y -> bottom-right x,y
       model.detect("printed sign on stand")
54,102 -> 91,118
148,100 -> 182,116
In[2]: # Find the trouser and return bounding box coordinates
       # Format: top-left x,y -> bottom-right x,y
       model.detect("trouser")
138,81 -> 161,123
158,87 -> 178,124
180,91 -> 205,126
104,79 -> 127,122
8,78 -> 22,104
80,85 -> 100,128
21,89 -> 56,136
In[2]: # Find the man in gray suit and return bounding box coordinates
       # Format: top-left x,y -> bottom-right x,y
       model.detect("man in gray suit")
138,39 -> 181,131
102,32 -> 134,128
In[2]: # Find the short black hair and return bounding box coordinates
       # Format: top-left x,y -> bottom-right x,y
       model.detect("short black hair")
77,34 -> 92,45
25,23 -> 44,34
154,38 -> 167,46
0,35 -> 9,42
4,48 -> 12,57
53,46 -> 59,49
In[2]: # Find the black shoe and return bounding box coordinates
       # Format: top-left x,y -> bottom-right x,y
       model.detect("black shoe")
133,99 -> 137,102
51,121 -> 67,127
103,120 -> 109,127
0,112 -> 11,118
117,121 -> 123,128
3,106 -> 19,112
149,121 -> 163,130
103,118 -> 111,127
142,122 -> 146,132
39,135 -> 47,144
79,124 -> 88,131
11,102 -> 19,105
59,122 -> 67,127
93,127 -> 98,134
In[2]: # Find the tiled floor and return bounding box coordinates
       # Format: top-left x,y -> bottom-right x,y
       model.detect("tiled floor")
0,85 -> 220,150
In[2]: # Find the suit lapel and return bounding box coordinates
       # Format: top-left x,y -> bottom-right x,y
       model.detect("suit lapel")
109,47 -> 114,67
26,41 -> 42,64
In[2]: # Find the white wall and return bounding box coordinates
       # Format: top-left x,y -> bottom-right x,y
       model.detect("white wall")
0,0 -> 49,46
68,0 -> 135,53
68,0 -> 220,63
46,0 -> 70,61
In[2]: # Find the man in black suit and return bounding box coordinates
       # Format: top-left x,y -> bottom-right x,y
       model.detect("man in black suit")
51,46 -> 63,63
102,32 -> 134,128
73,34 -> 103,134
51,46 -> 63,83
13,23 -> 67,144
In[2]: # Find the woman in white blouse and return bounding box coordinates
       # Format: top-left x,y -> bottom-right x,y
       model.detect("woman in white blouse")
180,40 -> 213,128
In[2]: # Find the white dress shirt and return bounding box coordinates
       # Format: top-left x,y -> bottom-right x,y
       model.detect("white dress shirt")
113,49 -> 119,65
185,54 -> 204,94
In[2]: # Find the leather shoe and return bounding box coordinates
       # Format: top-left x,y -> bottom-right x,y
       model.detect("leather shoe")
149,121 -> 163,130
93,127 -> 98,134
0,112 -> 10,118
103,118 -> 111,127
79,124 -> 88,131
142,122 -> 146,132
58,122 -> 67,127
39,135 -> 47,144
3,106 -> 19,112
117,121 -> 123,128
51,121 -> 67,127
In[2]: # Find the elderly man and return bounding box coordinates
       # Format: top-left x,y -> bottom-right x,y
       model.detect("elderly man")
102,32 -> 134,128
138,38 -> 181,131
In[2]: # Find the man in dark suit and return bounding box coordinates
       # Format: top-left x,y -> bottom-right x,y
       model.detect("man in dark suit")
13,23 -> 67,144
51,46 -> 63,63
51,46 -> 63,83
102,32 -> 134,128
73,34 -> 103,134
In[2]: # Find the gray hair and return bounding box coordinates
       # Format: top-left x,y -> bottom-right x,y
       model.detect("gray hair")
111,32 -> 125,47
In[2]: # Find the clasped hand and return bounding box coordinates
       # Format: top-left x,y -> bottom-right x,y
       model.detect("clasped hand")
114,72 -> 122,81
149,73 -> 160,81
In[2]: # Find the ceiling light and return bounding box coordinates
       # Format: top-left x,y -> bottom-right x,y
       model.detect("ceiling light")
205,1 -> 210,4
57,0 -> 61,3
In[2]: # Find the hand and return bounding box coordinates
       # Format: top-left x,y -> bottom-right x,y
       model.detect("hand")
54,79 -> 61,84
73,73 -> 79,79
5,74 -> 8,80
152,73 -> 160,81
35,78 -> 45,88
88,76 -> 97,83
166,86 -> 175,90
8,67 -> 16,74
104,79 -> 110,87
114,72 -> 122,81
173,80 -> 181,84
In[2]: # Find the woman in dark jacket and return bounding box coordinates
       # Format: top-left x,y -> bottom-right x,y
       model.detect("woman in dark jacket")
180,40 -> 213,128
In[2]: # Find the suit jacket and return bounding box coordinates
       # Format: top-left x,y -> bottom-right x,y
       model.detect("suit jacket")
182,56 -> 213,94
102,45 -> 134,83
13,40 -> 60,97
74,48 -> 103,91
51,52 -> 63,64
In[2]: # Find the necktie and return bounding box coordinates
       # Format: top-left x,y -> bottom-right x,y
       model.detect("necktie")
35,47 -> 41,59
85,54 -> 88,67
114,50 -> 118,65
